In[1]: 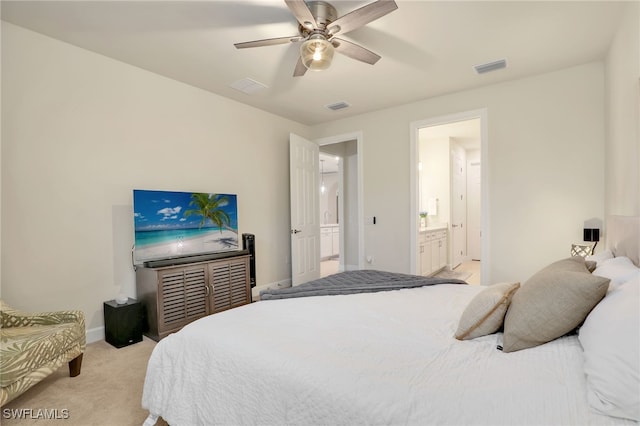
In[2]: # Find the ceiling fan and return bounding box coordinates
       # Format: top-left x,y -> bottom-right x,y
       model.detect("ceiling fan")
234,0 -> 398,77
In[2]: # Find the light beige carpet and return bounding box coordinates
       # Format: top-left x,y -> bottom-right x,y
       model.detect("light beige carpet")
2,337 -> 166,425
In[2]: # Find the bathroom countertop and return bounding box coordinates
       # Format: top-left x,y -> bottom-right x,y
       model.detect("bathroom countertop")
419,224 -> 448,232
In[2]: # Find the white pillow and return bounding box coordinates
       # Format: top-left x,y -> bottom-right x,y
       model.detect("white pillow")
579,275 -> 640,421
586,249 -> 613,266
592,256 -> 640,289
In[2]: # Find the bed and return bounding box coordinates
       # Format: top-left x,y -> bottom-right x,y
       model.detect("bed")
142,215 -> 639,426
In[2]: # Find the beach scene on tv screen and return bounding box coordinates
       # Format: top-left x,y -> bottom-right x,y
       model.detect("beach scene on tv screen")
133,190 -> 238,262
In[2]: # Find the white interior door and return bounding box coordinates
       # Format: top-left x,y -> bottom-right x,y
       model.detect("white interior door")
450,144 -> 467,269
290,133 -> 320,286
467,161 -> 481,260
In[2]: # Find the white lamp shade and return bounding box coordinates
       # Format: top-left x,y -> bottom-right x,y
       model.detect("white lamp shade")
300,36 -> 334,71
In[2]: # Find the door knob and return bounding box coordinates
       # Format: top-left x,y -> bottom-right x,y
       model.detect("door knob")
291,229 -> 302,234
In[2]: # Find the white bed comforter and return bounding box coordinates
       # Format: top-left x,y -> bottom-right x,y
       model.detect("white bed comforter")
142,284 -> 636,426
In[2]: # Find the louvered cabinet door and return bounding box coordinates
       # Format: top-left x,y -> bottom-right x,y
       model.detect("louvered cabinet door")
228,258 -> 250,308
209,256 -> 250,314
157,264 -> 208,337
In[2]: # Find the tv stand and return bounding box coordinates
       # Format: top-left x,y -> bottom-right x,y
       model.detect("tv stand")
136,251 -> 250,341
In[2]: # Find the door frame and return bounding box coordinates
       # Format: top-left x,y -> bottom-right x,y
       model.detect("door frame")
315,131 -> 365,271
467,160 -> 482,260
409,109 -> 489,284
450,142 -> 467,269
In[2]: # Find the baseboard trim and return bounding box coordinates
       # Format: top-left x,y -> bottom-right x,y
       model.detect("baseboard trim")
86,326 -> 104,344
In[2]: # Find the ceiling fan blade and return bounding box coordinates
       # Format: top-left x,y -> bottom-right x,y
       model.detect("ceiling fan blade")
328,0 -> 397,36
284,0 -> 318,30
293,56 -> 308,77
234,35 -> 301,49
332,38 -> 381,65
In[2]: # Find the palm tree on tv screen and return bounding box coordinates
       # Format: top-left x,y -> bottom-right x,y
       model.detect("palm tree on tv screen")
184,193 -> 234,233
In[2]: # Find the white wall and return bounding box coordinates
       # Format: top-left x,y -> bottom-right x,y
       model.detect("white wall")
605,1 -> 640,217
419,137 -> 450,226
1,23 -> 309,337
0,18 -> 3,297
311,62 -> 606,284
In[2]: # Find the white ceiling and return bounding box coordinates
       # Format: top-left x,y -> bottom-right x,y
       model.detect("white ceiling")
1,1 -> 626,126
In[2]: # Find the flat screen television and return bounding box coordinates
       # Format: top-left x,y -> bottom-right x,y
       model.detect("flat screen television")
133,189 -> 239,265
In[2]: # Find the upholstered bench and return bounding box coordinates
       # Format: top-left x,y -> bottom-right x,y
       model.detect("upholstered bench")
0,300 -> 86,406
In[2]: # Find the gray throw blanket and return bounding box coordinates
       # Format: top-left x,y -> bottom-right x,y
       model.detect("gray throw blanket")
259,270 -> 467,300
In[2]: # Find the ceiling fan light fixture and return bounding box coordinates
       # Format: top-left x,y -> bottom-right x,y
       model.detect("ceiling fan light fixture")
300,34 -> 334,71
235,0 -> 397,77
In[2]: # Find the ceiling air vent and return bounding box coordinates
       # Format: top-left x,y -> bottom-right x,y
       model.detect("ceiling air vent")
473,59 -> 507,75
325,101 -> 350,111
230,78 -> 268,94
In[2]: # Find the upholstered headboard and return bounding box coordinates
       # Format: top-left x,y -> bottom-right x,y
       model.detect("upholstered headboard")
606,215 -> 640,267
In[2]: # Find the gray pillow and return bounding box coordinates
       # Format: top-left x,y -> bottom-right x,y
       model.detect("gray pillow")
502,257 -> 610,352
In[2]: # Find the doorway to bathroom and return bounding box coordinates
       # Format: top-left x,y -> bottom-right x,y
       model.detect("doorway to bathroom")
316,134 -> 362,278
319,152 -> 340,277
410,109 -> 488,285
